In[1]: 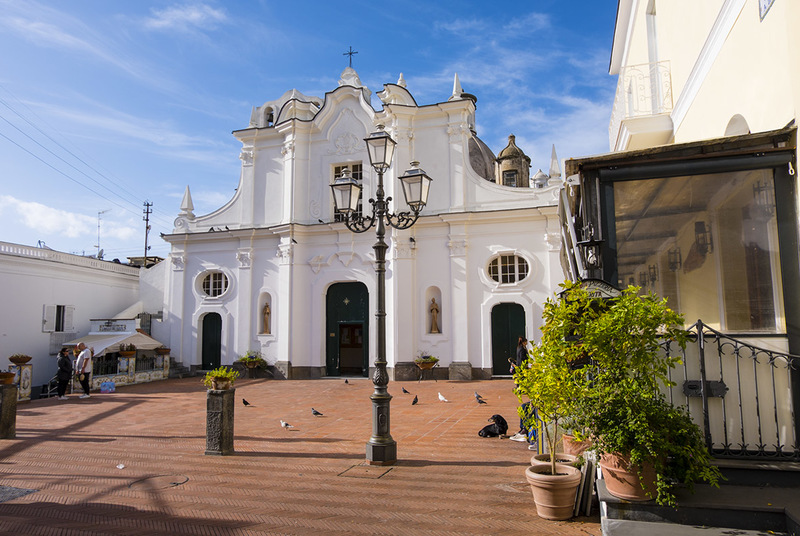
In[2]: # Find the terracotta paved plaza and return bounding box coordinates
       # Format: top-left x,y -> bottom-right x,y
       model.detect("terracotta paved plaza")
0,377 -> 601,535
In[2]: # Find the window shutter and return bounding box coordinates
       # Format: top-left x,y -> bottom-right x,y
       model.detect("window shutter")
64,306 -> 75,332
43,305 -> 56,333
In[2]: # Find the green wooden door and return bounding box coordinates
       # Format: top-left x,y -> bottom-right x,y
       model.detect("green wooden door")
326,283 -> 369,376
491,303 -> 525,375
202,312 -> 222,370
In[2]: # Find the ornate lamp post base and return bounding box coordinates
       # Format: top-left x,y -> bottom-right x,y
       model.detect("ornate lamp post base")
366,389 -> 396,465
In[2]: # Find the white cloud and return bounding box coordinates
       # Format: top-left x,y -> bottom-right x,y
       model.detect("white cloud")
144,4 -> 227,32
0,195 -> 95,238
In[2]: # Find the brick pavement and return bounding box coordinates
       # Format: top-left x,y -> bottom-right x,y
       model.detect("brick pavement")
0,377 -> 601,535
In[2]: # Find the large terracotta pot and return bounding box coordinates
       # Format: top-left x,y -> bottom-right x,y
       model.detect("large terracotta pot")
530,452 -> 578,468
562,434 -> 592,457
599,452 -> 657,501
525,464 -> 582,520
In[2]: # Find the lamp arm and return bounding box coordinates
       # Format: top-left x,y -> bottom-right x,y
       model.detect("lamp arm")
343,201 -> 377,233
385,210 -> 420,230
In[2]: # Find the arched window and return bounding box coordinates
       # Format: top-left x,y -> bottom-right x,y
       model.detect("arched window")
488,255 -> 529,284
201,271 -> 229,297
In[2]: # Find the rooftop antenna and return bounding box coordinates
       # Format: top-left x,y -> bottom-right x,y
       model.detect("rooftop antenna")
96,209 -> 110,259
143,201 -> 153,267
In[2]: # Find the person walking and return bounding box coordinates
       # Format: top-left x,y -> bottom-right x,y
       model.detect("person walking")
55,347 -> 73,400
74,342 -> 93,399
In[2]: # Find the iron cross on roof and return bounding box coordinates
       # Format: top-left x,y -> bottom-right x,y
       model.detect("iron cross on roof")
343,46 -> 358,68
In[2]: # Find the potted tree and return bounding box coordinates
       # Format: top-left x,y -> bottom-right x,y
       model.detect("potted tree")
202,366 -> 240,391
513,288 -> 589,520
560,281 -> 722,507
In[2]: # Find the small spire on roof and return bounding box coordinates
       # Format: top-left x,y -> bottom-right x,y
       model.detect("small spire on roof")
549,144 -> 561,179
397,72 -> 406,88
180,186 -> 194,217
449,73 -> 463,101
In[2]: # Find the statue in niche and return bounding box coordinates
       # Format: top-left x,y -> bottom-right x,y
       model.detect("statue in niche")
429,298 -> 440,334
262,303 -> 271,334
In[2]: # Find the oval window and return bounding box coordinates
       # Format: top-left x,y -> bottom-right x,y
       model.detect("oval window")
488,255 -> 529,284
201,272 -> 229,297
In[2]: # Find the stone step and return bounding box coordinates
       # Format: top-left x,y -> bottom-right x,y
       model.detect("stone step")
602,518 -> 787,536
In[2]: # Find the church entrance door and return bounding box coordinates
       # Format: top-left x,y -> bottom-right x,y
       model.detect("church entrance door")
201,312 -> 222,370
326,282 -> 369,377
490,303 -> 525,375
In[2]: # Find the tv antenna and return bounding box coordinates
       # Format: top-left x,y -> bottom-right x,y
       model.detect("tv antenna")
96,209 -> 110,259
143,201 -> 153,266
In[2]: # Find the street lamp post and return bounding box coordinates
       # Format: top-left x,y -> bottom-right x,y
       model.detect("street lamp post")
330,125 -> 432,465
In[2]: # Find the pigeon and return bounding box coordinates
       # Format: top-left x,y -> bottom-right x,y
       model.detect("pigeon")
344,379 -> 349,384
311,408 -> 324,417
401,387 -> 410,394
412,395 -> 418,405
242,398 -> 251,406
280,420 -> 294,429
438,392 -> 449,402
474,391 -> 484,401
477,398 -> 488,404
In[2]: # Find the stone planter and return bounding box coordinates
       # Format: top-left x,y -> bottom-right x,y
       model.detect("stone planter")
0,373 -> 15,385
598,452 -> 656,502
211,377 -> 232,390
205,387 -> 235,455
525,464 -> 582,520
119,351 -> 136,357
8,355 -> 32,365
155,348 -> 171,355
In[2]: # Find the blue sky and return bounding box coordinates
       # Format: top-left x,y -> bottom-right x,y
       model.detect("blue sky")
0,1 -> 618,260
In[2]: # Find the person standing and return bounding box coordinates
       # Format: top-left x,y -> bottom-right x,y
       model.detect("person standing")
55,347 -> 73,400
74,342 -> 93,399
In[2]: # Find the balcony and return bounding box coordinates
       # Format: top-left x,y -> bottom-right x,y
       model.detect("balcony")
609,61 -> 674,151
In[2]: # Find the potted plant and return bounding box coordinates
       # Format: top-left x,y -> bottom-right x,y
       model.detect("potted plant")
559,281 -> 722,507
155,346 -> 171,355
414,352 -> 439,370
513,289 -> 589,520
202,366 -> 240,390
0,369 -> 15,384
236,350 -> 268,378
119,343 -> 136,357
8,353 -> 32,365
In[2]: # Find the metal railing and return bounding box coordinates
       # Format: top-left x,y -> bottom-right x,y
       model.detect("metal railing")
93,355 -> 119,376
662,321 -> 800,461
608,61 -> 673,149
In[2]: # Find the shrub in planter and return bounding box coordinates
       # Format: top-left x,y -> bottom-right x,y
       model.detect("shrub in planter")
558,280 -> 722,506
202,366 -> 240,390
236,350 -> 268,370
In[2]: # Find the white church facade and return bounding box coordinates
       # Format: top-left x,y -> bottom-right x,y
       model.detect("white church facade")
161,68 -> 564,380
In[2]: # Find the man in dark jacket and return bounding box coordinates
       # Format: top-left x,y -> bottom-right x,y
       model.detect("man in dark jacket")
56,347 -> 73,400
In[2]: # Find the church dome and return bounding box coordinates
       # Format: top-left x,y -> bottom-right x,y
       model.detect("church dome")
498,134 -> 530,162
468,131 -> 497,182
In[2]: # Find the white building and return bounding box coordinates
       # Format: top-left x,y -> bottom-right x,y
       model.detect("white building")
161,68 -> 564,380
0,242 -> 142,390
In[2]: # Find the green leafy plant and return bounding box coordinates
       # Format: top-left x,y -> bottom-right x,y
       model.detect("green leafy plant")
550,280 -> 721,506
415,351 -> 438,363
236,350 -> 268,369
513,283 -> 592,476
202,366 -> 240,388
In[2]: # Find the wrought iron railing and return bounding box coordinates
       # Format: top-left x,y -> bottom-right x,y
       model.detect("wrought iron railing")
135,355 -> 158,372
608,61 -> 673,149
93,355 -> 119,376
662,321 -> 800,461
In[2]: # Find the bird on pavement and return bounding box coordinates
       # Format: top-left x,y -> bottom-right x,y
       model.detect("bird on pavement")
280,420 -> 294,429
438,392 -> 449,402
477,398 -> 488,404
412,395 -> 418,405
401,387 -> 410,394
311,408 -> 324,417
344,379 -> 349,384
474,391 -> 483,401
242,398 -> 251,406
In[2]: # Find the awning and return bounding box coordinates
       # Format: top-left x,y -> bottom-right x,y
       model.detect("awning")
64,332 -> 166,357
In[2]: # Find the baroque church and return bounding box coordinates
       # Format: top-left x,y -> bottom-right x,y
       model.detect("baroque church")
161,67 -> 564,380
